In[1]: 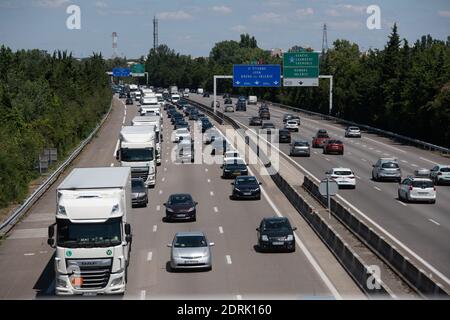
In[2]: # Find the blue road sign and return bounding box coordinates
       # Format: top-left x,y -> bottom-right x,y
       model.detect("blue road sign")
112,68 -> 131,77
233,64 -> 281,87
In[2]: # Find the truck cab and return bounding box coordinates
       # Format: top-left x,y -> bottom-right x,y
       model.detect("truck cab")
132,115 -> 162,165
48,167 -> 132,296
117,126 -> 156,187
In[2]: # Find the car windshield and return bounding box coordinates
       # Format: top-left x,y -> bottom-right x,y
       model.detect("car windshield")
174,235 -> 207,248
177,129 -> 189,135
262,124 -> 275,128
317,133 -> 329,138
440,167 -> 450,172
169,194 -> 193,205
334,170 -> 353,176
236,177 -> 257,185
225,163 -> 247,170
349,127 -> 360,131
382,162 -> 399,169
121,148 -> 154,161
329,140 -> 342,144
412,180 -> 434,188
131,179 -> 145,191
294,141 -> 308,146
57,217 -> 122,248
287,121 -> 297,124
263,219 -> 290,231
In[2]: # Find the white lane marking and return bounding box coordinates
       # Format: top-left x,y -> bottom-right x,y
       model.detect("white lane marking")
236,295 -> 242,300
161,177 -> 165,182
165,159 -> 168,163
355,175 -> 361,179
325,158 -> 330,161
205,168 -> 209,172
156,205 -> 160,211
219,226 -> 224,234
226,255 -> 232,264
429,219 -> 440,226
147,252 -> 153,261
369,147 -> 374,150
401,160 -> 408,163
419,157 -> 440,165
396,200 -> 407,207
374,186 -> 382,191
113,139 -> 120,156
383,153 -> 390,156
210,191 -> 214,196
110,163 -> 114,167
411,164 -> 418,167
39,251 -> 48,254
140,290 -> 146,300
313,151 -> 318,154
207,179 -> 211,183
122,117 -> 125,125
164,167 -> 167,171
362,144 -> 367,147
159,190 -> 163,195
24,253 -> 35,256
213,206 -> 218,213
153,225 -> 157,232
361,158 -> 367,162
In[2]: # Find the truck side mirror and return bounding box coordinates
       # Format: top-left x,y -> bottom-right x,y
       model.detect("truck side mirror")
47,238 -> 55,247
115,150 -> 120,160
125,223 -> 131,235
48,224 -> 55,238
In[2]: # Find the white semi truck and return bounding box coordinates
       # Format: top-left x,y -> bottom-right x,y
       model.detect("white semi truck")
139,96 -> 160,117
132,115 -> 162,165
47,167 -> 132,296
117,126 -> 156,187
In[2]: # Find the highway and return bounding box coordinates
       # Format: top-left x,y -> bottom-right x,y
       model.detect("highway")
0,95 -> 362,299
189,94 -> 450,286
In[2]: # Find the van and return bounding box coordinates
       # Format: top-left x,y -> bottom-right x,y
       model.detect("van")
248,96 -> 257,105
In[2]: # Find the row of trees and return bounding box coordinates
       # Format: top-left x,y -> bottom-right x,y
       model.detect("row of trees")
142,28 -> 449,147
0,47 -> 111,209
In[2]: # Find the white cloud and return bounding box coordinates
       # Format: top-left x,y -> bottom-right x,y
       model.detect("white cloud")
325,4 -> 366,17
230,25 -> 247,32
157,10 -> 193,20
95,1 -> 107,8
251,12 -> 283,24
211,5 -> 232,14
295,8 -> 314,17
438,10 -> 450,18
34,0 -> 70,7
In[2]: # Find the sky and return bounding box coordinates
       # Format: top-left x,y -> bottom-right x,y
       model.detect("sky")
0,0 -> 449,58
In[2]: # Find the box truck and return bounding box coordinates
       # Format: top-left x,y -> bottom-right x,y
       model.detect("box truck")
117,126 -> 156,187
47,167 -> 132,296
132,116 -> 162,165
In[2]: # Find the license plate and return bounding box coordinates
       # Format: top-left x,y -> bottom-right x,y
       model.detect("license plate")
177,214 -> 186,217
418,192 -> 428,195
83,292 -> 97,296
233,172 -> 240,175
243,192 -> 251,196
185,260 -> 198,264
272,242 -> 284,245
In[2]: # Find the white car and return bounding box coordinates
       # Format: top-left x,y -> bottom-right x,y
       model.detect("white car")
171,94 -> 180,103
327,168 -> 356,189
223,151 -> 241,163
173,128 -> 191,143
398,177 -> 436,203
221,156 -> 246,167
285,120 -> 299,132
430,165 -> 450,185
345,126 -> 361,138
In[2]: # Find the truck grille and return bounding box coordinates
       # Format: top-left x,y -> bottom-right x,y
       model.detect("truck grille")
66,258 -> 112,290
131,168 -> 149,180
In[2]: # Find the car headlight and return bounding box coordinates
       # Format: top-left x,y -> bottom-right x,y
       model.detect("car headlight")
111,204 -> 120,214
286,235 -> 294,241
187,207 -> 195,212
110,277 -> 123,287
252,188 -> 260,192
58,205 -> 67,216
166,207 -> 174,212
261,235 -> 269,241
234,188 -> 241,192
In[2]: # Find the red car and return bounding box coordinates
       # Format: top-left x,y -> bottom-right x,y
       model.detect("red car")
323,140 -> 344,155
312,129 -> 330,148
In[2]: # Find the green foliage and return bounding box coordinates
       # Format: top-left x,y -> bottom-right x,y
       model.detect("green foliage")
0,46 -> 111,209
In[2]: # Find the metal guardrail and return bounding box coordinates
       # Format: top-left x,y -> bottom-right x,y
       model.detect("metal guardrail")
0,99 -> 114,237
260,99 -> 450,154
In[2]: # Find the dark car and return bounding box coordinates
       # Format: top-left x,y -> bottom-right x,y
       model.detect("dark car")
312,129 -> 330,148
236,96 -> 247,111
164,194 -> 198,222
203,92 -> 210,97
249,116 -> 262,126
119,92 -> 127,99
323,139 -> 344,155
131,178 -> 148,208
278,129 -> 291,143
223,93 -> 231,99
200,119 -> 213,132
222,158 -> 248,178
231,176 -> 261,200
175,121 -> 189,130
224,98 -> 233,105
189,112 -> 199,121
125,97 -> 133,105
256,217 -> 297,252
259,109 -> 270,120
261,122 -> 276,135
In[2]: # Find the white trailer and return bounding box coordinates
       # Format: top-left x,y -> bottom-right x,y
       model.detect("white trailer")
47,167 -> 132,296
117,126 -> 156,187
132,115 -> 162,165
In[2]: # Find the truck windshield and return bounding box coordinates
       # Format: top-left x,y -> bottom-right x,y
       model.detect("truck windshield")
56,217 -> 122,248
121,148 -> 154,162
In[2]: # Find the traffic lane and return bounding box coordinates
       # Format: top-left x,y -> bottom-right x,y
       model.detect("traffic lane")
126,111 -> 236,298
0,97 -> 126,299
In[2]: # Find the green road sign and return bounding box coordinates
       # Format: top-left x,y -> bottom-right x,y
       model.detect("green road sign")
131,63 -> 145,74
283,52 -> 319,67
283,67 -> 319,78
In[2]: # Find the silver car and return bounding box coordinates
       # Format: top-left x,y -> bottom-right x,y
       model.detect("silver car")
372,158 -> 402,182
289,140 -> 310,157
168,232 -> 214,271
345,126 -> 361,138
